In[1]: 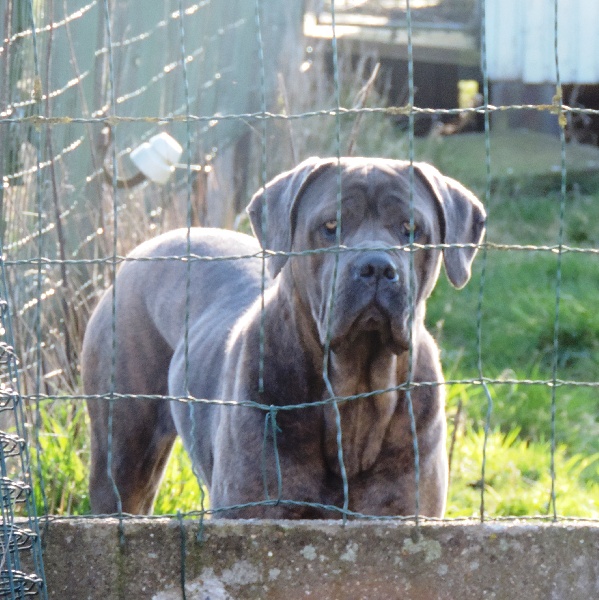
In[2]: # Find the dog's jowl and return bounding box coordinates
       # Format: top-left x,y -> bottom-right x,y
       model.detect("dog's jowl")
83,157 -> 485,517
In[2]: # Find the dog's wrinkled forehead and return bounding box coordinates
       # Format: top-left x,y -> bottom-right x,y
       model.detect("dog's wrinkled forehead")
294,160 -> 435,224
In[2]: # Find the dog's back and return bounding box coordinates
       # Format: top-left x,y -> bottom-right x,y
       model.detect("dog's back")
82,227 -> 264,513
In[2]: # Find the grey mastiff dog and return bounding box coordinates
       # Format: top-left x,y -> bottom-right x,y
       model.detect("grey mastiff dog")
83,157 -> 485,518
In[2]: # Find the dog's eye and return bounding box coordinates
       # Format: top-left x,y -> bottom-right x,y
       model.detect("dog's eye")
401,221 -> 421,240
323,220 -> 338,236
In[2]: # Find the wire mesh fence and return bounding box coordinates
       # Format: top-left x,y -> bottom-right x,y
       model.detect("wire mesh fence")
1,0 -> 599,595
0,271 -> 46,596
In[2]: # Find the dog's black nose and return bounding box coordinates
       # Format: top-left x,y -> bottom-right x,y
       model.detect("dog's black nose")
355,253 -> 399,283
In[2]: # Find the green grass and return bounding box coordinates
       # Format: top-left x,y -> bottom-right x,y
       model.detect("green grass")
431,253 -> 599,434
416,130 -> 599,192
446,424 -> 599,518
30,402 -> 205,517
427,191 -> 599,466
428,175 -> 599,518
153,439 -> 208,515
31,402 -> 90,516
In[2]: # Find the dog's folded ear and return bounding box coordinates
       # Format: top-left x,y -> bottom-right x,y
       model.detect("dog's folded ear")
247,157 -> 335,278
414,163 -> 486,289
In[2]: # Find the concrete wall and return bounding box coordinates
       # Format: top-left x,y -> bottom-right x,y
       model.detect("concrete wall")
37,518 -> 598,599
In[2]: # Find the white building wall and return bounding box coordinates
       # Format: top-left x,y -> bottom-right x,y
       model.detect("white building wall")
485,0 -> 599,84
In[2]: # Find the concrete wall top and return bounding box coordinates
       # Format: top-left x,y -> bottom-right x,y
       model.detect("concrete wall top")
33,518 -> 599,599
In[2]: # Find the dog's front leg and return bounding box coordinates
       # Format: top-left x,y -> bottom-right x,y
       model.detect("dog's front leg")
209,404 -> 335,519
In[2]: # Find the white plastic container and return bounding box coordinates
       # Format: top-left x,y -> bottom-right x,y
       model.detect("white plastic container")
130,132 -> 183,184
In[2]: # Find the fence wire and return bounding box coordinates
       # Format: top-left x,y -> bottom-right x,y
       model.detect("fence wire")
0,262 -> 46,597
1,0 -> 599,595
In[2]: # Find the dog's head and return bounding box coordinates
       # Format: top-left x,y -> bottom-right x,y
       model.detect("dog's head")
247,157 -> 485,353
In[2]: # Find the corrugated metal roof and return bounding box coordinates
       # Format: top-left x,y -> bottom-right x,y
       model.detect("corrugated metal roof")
485,0 -> 599,84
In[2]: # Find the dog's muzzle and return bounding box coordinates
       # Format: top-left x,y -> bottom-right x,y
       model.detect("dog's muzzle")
327,251 -> 411,353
